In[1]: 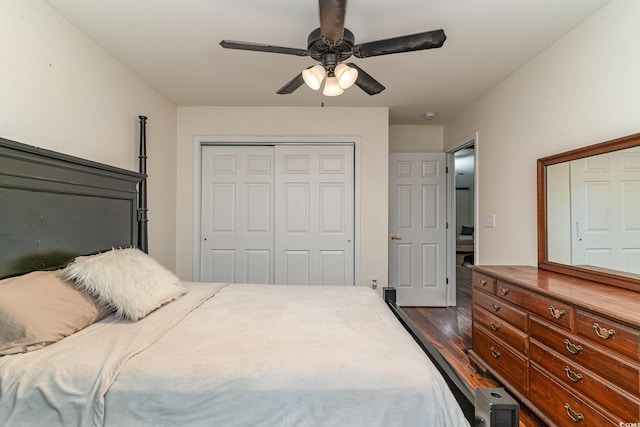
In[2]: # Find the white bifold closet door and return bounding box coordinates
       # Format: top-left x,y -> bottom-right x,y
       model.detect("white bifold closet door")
201,144 -> 354,285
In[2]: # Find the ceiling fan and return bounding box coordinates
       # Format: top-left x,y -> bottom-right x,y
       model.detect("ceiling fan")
220,0 -> 446,96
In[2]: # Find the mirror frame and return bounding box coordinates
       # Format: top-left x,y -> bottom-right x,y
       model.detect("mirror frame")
537,131 -> 640,292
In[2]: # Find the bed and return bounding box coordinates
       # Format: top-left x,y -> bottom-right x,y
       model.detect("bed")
0,127 -> 471,427
456,236 -> 474,253
455,226 -> 474,254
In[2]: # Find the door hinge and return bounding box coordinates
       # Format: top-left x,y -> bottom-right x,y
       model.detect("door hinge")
446,222 -> 449,229
446,278 -> 449,284
446,166 -> 449,174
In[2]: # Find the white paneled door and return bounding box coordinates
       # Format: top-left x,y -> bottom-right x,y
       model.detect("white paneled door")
275,145 -> 354,285
389,153 -> 448,306
201,146 -> 275,283
201,144 -> 354,285
570,147 -> 640,274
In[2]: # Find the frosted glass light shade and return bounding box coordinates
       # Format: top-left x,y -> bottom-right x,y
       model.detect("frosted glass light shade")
322,76 -> 344,96
302,65 -> 326,90
334,64 -> 358,89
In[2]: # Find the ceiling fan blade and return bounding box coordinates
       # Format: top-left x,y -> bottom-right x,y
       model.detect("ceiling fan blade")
276,73 -> 306,94
220,40 -> 309,57
346,63 -> 385,95
353,29 -> 446,58
319,0 -> 347,43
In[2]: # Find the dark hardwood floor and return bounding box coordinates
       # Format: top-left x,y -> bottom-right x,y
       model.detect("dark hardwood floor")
402,264 -> 544,426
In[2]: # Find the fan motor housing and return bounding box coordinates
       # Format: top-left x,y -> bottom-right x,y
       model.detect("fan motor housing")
307,27 -> 355,63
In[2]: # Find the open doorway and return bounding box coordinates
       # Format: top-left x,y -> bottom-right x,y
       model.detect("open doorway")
454,146 -> 475,274
446,133 -> 477,303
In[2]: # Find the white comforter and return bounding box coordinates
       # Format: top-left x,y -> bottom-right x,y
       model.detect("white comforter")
0,283 -> 469,427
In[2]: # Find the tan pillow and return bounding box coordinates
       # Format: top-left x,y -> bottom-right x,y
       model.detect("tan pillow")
0,271 -> 108,356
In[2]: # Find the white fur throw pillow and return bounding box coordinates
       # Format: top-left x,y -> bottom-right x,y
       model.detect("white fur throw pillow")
60,248 -> 186,321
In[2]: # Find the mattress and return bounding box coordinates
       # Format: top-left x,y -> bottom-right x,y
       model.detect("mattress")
0,282 -> 469,427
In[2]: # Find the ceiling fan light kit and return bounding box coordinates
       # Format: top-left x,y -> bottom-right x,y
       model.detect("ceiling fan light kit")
302,63 -> 358,95
220,0 -> 446,96
322,75 -> 344,96
334,63 -> 358,89
302,65 -> 326,90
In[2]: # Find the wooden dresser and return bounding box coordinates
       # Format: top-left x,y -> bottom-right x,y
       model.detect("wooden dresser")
469,265 -> 640,426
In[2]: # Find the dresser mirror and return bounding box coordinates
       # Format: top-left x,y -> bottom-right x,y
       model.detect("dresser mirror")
537,132 -> 640,291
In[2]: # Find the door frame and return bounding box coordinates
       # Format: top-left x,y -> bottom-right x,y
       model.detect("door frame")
192,135 -> 361,283
446,132 -> 479,305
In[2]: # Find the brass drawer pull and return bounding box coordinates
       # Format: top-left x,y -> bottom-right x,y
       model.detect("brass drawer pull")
564,366 -> 583,383
564,339 -> 583,355
549,306 -> 566,320
490,321 -> 501,331
478,279 -> 487,286
593,323 -> 615,340
490,304 -> 501,312
563,403 -> 584,422
498,286 -> 509,296
490,347 -> 501,359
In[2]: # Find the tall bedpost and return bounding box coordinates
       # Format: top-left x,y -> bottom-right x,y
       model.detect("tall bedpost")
138,115 -> 149,253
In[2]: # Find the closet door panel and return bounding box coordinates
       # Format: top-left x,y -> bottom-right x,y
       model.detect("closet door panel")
283,183 -> 310,232
201,146 -> 274,283
245,249 -> 271,284
275,145 -> 354,286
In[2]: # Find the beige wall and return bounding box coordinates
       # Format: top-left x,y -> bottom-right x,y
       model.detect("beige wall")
0,0 -> 178,269
444,0 -> 640,266
176,106 -> 389,289
389,125 -> 443,153
8,0 -> 638,278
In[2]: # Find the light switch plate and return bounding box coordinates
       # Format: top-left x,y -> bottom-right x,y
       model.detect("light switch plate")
483,214 -> 496,228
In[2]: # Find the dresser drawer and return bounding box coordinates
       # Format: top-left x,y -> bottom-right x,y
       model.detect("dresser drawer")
576,309 -> 640,362
531,316 -> 640,398
472,271 -> 496,293
473,290 -> 527,331
496,280 -> 573,330
529,365 -> 619,426
473,324 -> 527,393
530,341 -> 640,421
473,305 -> 527,355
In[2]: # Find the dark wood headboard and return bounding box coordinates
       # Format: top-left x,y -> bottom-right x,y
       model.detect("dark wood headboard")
0,137 -> 145,279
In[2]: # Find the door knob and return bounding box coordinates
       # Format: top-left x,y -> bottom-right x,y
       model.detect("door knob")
390,234 -> 402,240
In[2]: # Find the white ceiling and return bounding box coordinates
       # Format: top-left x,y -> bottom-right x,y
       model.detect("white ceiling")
43,0 -> 611,125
